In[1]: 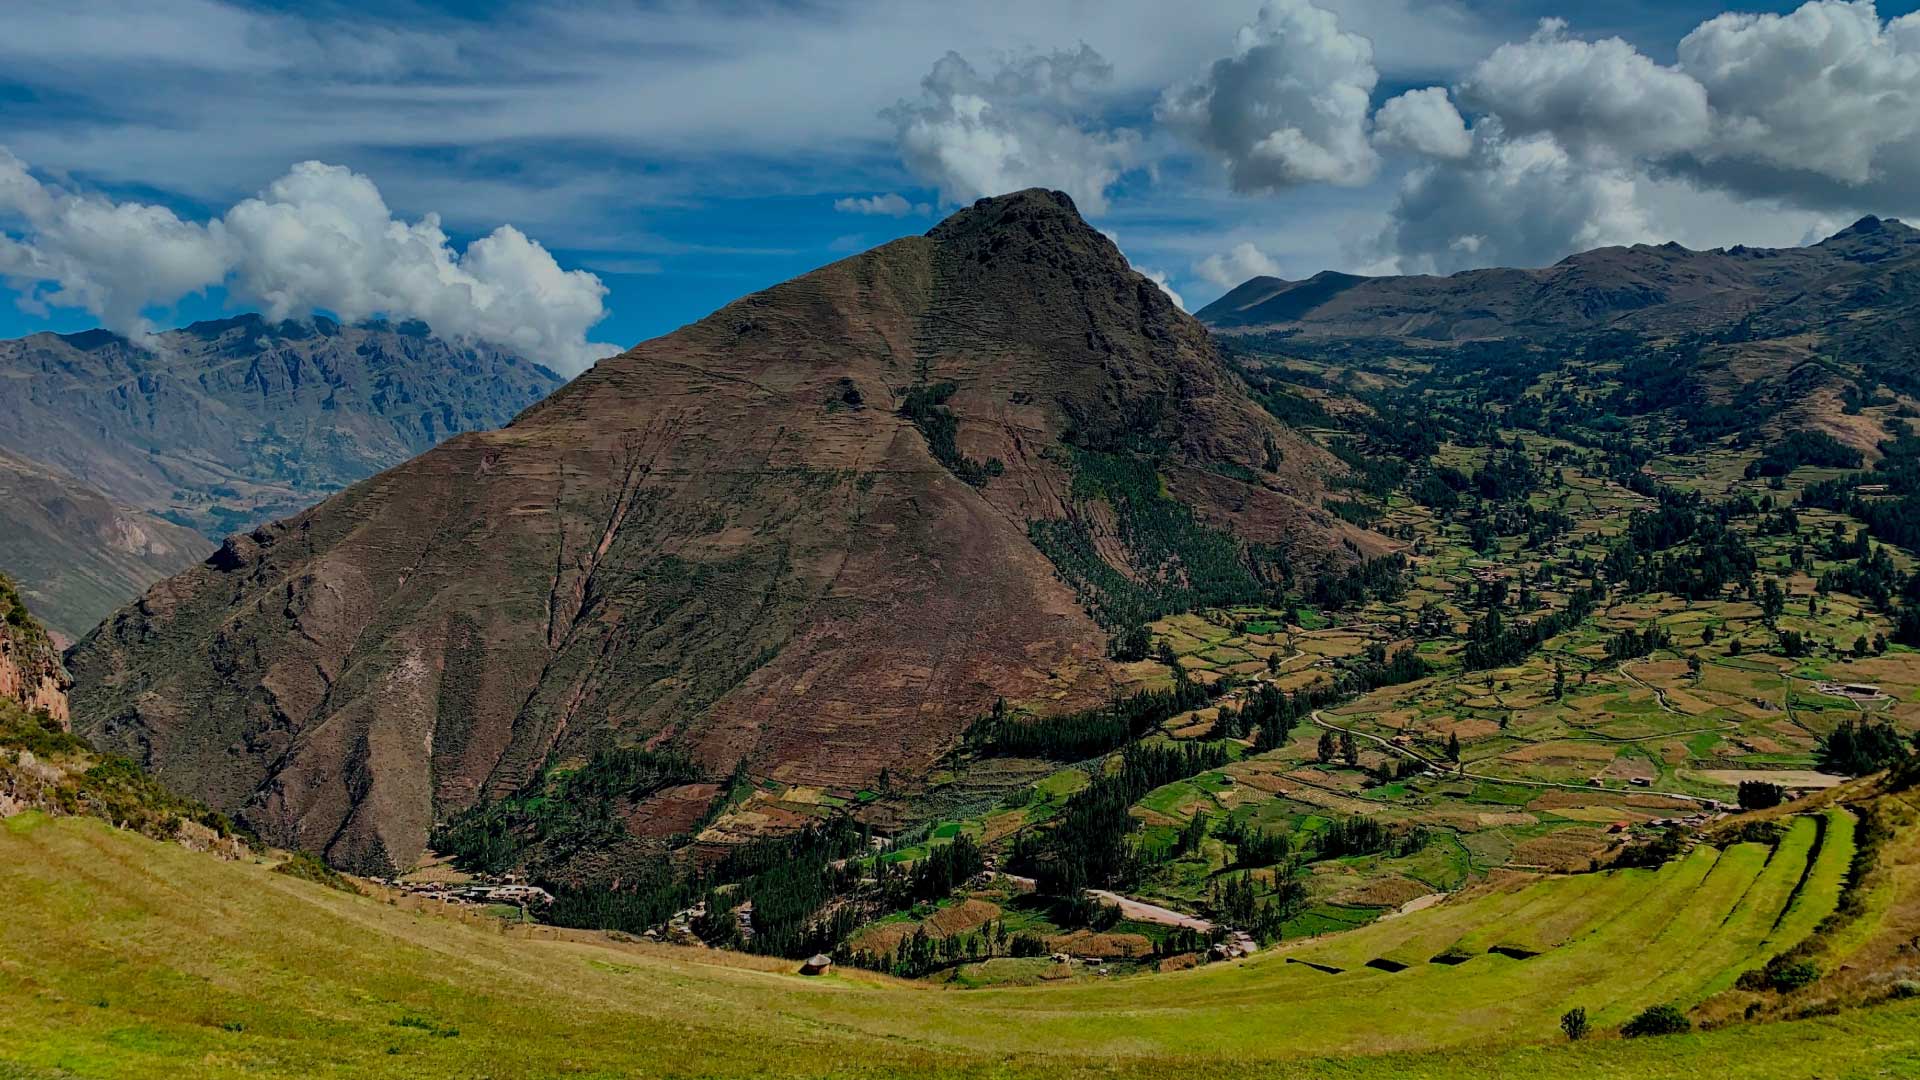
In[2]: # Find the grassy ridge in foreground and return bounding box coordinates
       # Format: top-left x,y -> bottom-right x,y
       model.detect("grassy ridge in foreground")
2,812 -> 1916,1079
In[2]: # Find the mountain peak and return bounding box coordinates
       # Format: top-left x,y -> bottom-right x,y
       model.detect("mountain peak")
924,188 -> 1128,276
1821,214 -> 1918,243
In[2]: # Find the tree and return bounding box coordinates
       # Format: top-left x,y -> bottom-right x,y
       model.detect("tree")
1339,729 -> 1359,767
1446,731 -> 1462,763
1760,578 -> 1786,626
1701,625 -> 1716,646
1561,1006 -> 1590,1042
1621,1003 -> 1691,1038
1687,654 -> 1703,679
1817,718 -> 1910,776
1316,731 -> 1337,765
1552,660 -> 1566,701
1737,780 -> 1786,811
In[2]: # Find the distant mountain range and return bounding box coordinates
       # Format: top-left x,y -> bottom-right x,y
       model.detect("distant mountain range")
1196,216 -> 1920,459
1197,215 -> 1920,343
0,315 -> 566,638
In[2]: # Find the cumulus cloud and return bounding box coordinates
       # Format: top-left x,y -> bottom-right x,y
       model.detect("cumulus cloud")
1373,88 -> 1471,160
833,193 -> 928,217
1158,0 -> 1380,190
0,152 -> 615,373
0,148 -> 230,335
1375,124 -> 1655,274
884,45 -> 1142,214
1677,0 -> 1920,200
1363,1 -> 1920,273
1196,241 -> 1286,288
1460,19 -> 1711,162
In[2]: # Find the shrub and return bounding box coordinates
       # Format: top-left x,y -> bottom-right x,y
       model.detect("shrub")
1621,1003 -> 1691,1038
273,851 -> 360,894
1560,1006 -> 1589,1041
1737,953 -> 1820,993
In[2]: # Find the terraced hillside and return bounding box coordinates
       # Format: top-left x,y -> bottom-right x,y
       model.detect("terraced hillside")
2,797 -> 1915,1079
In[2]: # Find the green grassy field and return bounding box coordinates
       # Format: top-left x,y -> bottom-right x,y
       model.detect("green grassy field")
5,812 -> 1915,1080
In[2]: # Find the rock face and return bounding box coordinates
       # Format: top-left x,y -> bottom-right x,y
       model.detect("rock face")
0,575 -> 71,726
70,190 -> 1353,874
0,447 -> 210,643
0,314 -> 566,541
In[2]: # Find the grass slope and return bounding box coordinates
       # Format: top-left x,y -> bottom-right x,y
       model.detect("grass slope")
4,813 -> 1916,1079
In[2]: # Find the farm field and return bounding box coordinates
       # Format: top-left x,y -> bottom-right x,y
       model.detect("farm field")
5,808 -> 1920,1080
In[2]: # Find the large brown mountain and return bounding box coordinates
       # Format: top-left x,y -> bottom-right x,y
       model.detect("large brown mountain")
69,190 -> 1361,874
1198,216 -> 1920,342
0,315 -> 566,541
0,448 -> 210,644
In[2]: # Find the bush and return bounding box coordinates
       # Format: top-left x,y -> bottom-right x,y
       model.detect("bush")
1560,1006 -> 1589,1041
1621,1003 -> 1691,1038
273,851 -> 360,894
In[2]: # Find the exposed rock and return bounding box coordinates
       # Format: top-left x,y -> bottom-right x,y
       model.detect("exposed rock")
0,574 -> 69,726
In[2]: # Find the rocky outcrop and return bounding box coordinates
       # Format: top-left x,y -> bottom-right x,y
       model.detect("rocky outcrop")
71,190 -> 1358,875
0,575 -> 69,726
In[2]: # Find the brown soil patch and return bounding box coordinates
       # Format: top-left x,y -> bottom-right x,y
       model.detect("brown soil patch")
1047,930 -> 1155,959
1510,827 -> 1613,871
1330,874 -> 1433,908
923,898 -> 1001,937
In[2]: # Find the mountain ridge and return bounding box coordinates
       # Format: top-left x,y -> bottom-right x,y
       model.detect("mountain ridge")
1197,216 -> 1920,342
0,313 -> 568,541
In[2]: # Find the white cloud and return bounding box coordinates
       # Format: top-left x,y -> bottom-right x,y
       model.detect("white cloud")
833,193 -> 927,217
885,46 -> 1142,214
0,148 -> 230,336
0,152 -> 616,373
1375,125 -> 1656,274
1459,19 -> 1711,162
1363,2 -> 1920,274
1372,87 -> 1471,160
1196,241 -> 1287,288
1158,0 -> 1380,191
1677,0 -> 1920,199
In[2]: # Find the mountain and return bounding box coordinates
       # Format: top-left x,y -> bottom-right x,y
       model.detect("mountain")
69,189 -> 1364,874
0,314 -> 567,541
0,573 -> 70,726
1197,216 -> 1920,457
0,447 -> 210,643
1197,216 -> 1920,343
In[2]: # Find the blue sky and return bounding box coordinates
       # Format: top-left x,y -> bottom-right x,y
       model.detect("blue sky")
3,0 -> 1919,370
